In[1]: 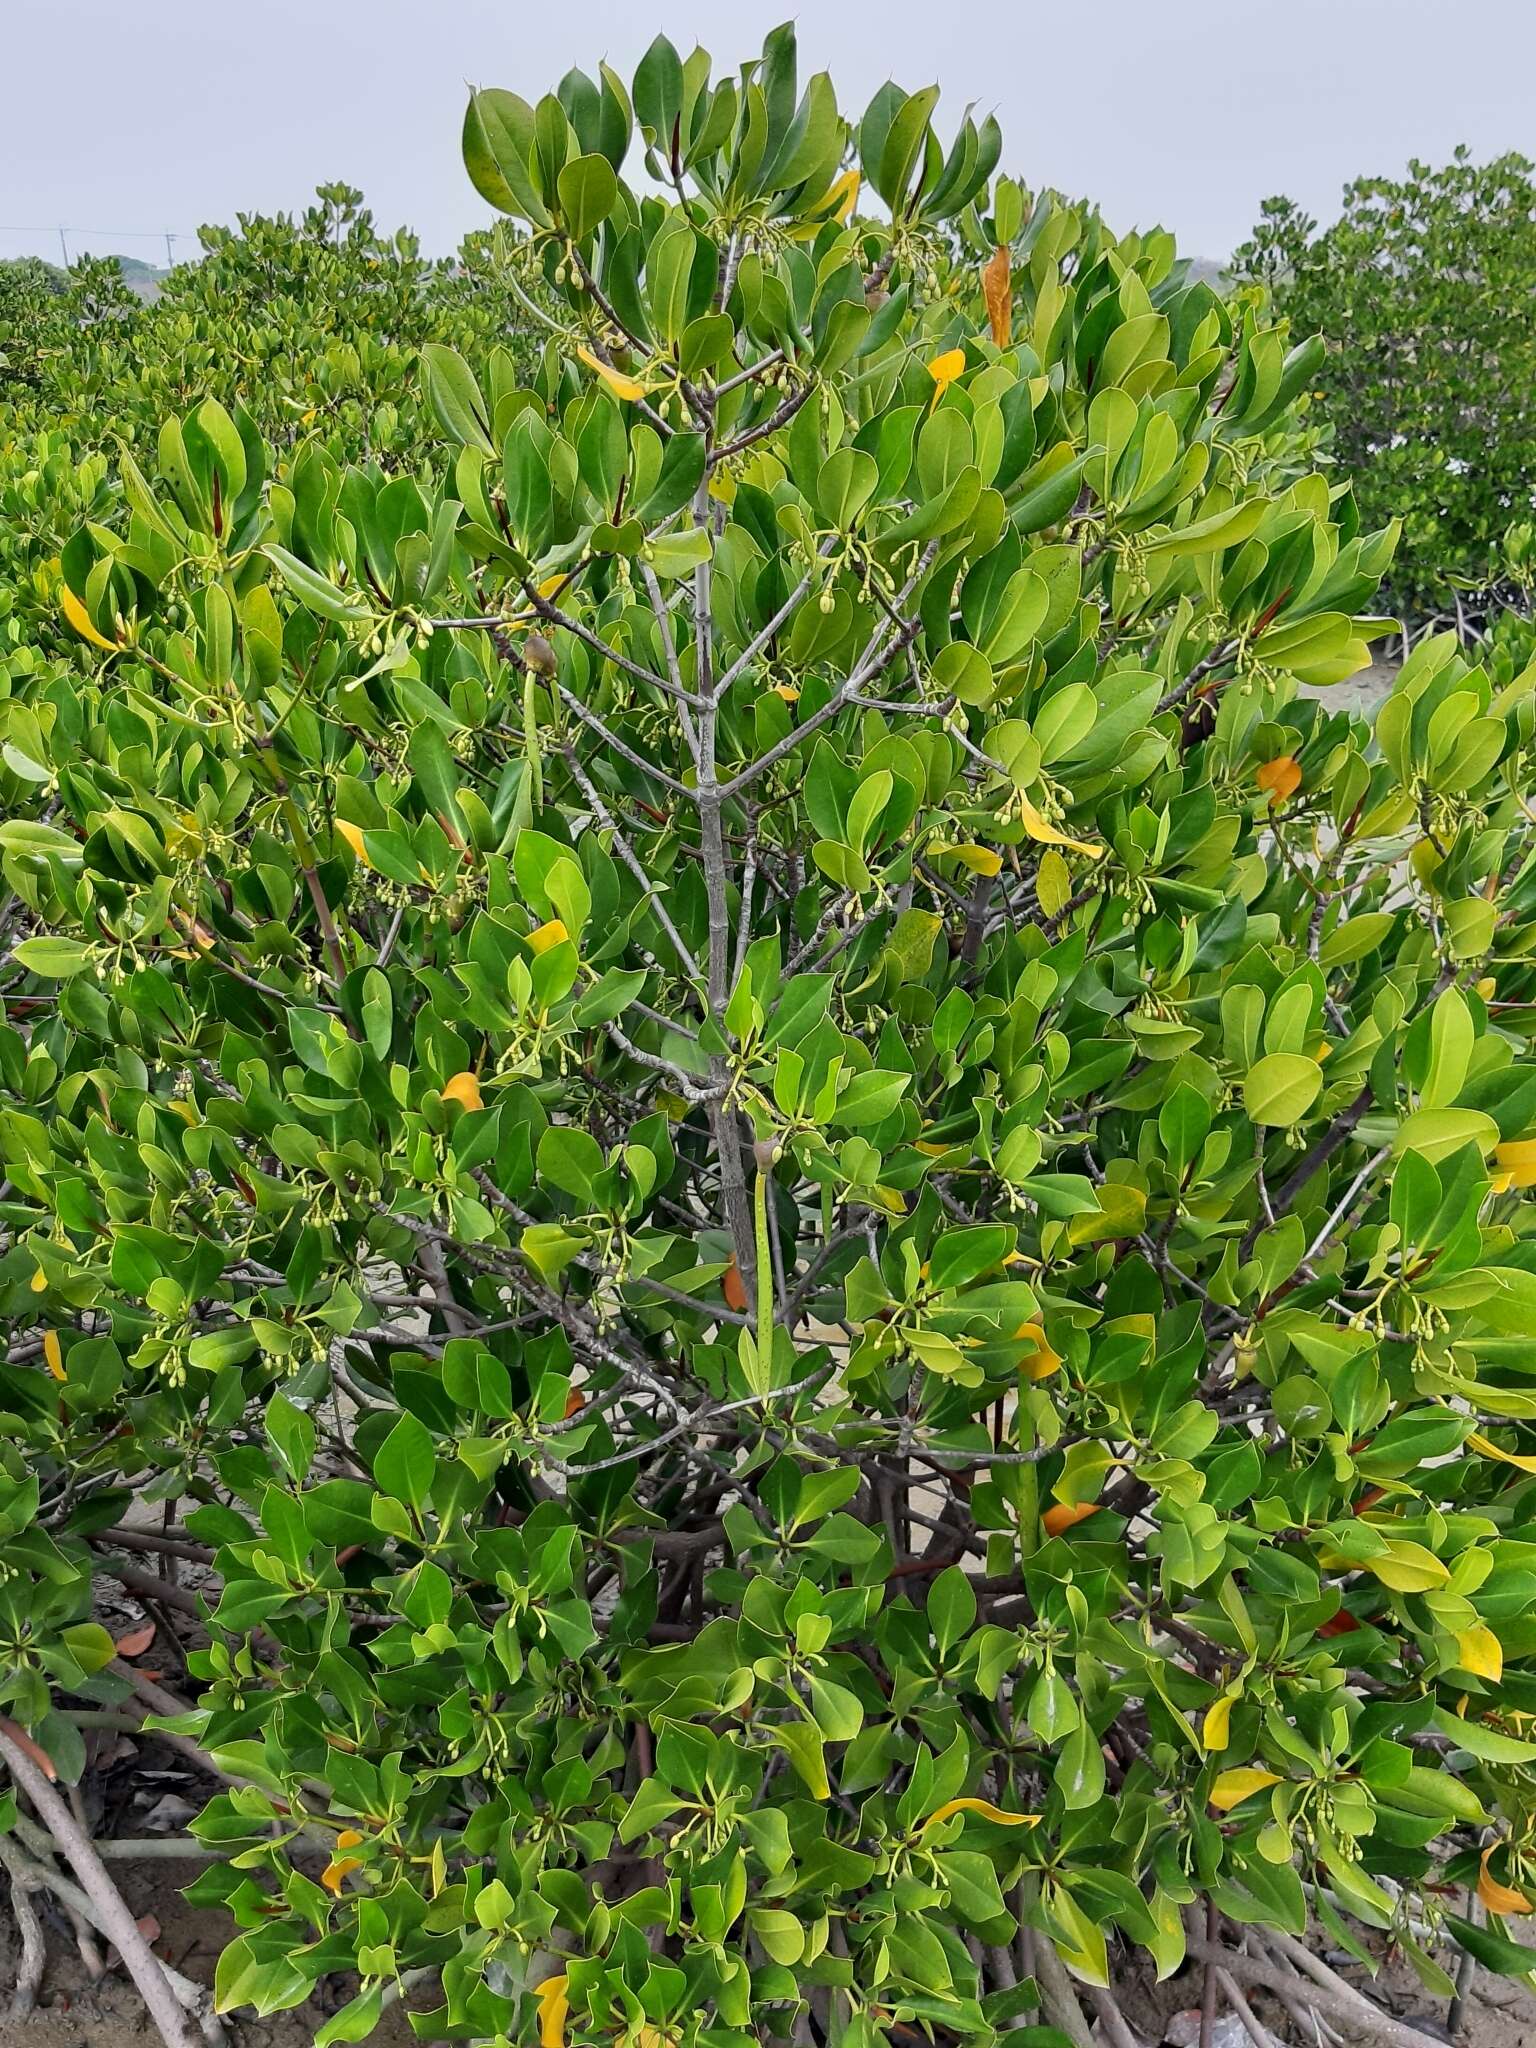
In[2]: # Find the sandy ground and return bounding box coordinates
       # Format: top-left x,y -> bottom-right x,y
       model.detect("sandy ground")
1302,650 -> 1401,721
0,1861 -> 422,2048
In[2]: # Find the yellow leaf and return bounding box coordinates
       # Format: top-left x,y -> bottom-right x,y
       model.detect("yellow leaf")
1255,754 -> 1302,806
60,585 -> 119,652
1014,1321 -> 1061,1382
1361,1539 -> 1450,1594
1468,1430 -> 1536,1475
821,169 -> 861,223
1495,1139 -> 1536,1190
1479,1844 -> 1533,1916
577,344 -> 656,402
321,1856 -> 363,1895
442,1071 -> 484,1112
926,347 -> 967,412
769,682 -> 800,703
29,1267 -> 47,1294
526,918 -> 570,955
922,1796 -> 1040,1831
535,1973 -> 569,2048
1203,1693 -> 1236,1754
334,1829 -> 364,1850
949,843 -> 1003,876
981,246 -> 1013,347
1019,795 -> 1104,859
1209,1768 -> 1281,1812
336,820 -> 371,868
1458,1623 -> 1503,1682
43,1330 -> 64,1381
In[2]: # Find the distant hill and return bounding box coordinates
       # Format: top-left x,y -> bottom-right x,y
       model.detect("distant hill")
113,254 -> 170,302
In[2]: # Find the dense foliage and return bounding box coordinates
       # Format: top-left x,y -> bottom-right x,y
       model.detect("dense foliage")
6,28 -> 1536,2048
0,189 -> 535,784
0,182 -> 533,562
1234,148 -> 1536,617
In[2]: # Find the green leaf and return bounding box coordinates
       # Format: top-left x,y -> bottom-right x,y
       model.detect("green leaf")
11,937 -> 94,978
556,153 -> 619,241
1394,1107 -> 1499,1163
421,344 -> 495,454
834,1070 -> 911,1127
1447,1915 -> 1536,1980
374,1413 -> 436,1513
1243,1053 -> 1323,1127
263,545 -> 370,624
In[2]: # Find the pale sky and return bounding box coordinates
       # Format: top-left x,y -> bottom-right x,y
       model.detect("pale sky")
4,0 -> 1533,270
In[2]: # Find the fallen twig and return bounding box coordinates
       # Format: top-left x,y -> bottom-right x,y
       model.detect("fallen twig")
0,1725 -> 209,2048
3,1848 -> 45,2018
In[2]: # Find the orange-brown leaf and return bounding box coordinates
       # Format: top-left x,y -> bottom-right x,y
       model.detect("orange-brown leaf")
0,1718 -> 57,1781
721,1257 -> 748,1313
1041,1501 -> 1097,1539
982,246 -> 1012,347
114,1622 -> 157,1658
321,1856 -> 363,1895
441,1071 -> 483,1112
1316,1610 -> 1361,1638
1256,755 -> 1302,806
1479,1843 -> 1533,1915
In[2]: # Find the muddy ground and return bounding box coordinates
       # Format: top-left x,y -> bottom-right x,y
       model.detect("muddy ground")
4,1869 -> 1535,2048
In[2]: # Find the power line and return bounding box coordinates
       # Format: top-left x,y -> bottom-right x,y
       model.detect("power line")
0,225 -> 200,269
0,227 -> 198,238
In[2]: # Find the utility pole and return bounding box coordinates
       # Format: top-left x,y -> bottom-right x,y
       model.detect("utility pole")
165,231 -> 175,270
58,226 -> 69,267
